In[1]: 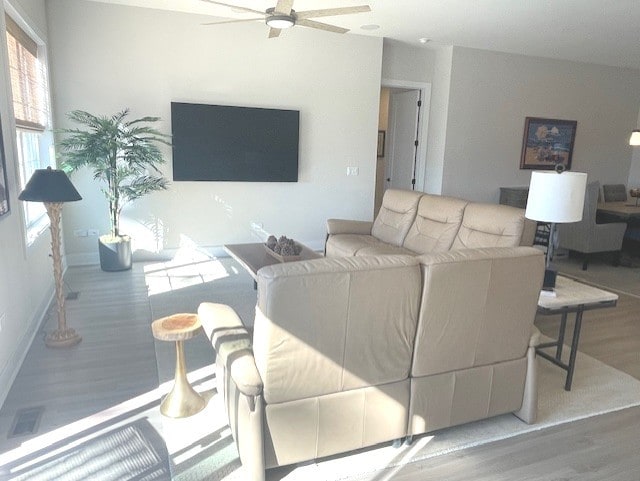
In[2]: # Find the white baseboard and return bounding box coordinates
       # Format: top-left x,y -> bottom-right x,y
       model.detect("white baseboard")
65,252 -> 100,266
65,240 -> 326,267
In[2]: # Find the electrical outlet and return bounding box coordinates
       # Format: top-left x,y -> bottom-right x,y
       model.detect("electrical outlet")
87,229 -> 99,236
346,166 -> 359,176
73,229 -> 88,237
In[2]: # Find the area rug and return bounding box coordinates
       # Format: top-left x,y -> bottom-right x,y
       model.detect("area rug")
166,347 -> 640,481
145,256 -> 640,481
6,419 -> 170,481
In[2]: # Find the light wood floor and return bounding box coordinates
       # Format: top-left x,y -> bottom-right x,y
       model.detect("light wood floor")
1,257 -> 640,480
0,264 -> 161,460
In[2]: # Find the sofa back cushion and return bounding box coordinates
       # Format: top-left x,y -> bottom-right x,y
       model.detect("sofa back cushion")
254,255 -> 421,404
403,194 -> 468,254
451,203 -> 528,249
371,189 -> 422,246
411,247 -> 544,377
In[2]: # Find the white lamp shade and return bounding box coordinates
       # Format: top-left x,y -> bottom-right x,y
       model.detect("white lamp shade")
525,171 -> 588,223
630,130 -> 640,146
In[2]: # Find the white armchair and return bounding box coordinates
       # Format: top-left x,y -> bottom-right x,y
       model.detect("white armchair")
558,181 -> 627,270
602,184 -> 627,202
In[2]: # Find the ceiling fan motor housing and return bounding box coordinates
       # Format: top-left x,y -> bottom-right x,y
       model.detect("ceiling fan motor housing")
266,7 -> 296,29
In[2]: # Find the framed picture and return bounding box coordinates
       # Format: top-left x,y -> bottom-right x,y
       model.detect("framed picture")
519,117 -> 577,170
0,115 -> 9,218
377,130 -> 386,158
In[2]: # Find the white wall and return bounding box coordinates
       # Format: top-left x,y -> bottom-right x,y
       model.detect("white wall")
0,0 -> 56,406
441,47 -> 640,202
381,39 -> 435,83
46,0 -> 383,262
424,45 -> 453,194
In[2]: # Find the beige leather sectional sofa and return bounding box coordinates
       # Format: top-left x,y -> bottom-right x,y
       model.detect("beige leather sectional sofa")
200,189 -> 545,480
326,188 -> 537,256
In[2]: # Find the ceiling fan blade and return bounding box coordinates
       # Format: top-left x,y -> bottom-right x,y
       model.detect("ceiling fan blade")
274,0 -> 294,15
202,17 -> 264,25
296,18 -> 349,34
199,0 -> 265,16
268,27 -> 282,38
296,5 -> 371,20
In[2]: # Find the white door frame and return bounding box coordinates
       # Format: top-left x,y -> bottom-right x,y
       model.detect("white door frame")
381,78 -> 432,192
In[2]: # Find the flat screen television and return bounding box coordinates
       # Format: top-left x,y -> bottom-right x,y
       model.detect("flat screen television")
171,102 -> 299,182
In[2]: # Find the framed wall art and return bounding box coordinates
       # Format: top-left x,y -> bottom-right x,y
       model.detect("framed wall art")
0,116 -> 9,218
520,117 -> 577,170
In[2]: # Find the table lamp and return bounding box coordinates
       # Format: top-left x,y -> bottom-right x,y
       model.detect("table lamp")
525,166 -> 587,290
19,167 -> 83,347
630,130 -> 640,146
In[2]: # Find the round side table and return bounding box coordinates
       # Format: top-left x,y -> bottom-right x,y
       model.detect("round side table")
152,313 -> 205,418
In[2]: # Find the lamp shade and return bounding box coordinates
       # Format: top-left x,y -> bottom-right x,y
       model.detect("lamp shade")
630,130 -> 640,146
525,171 -> 587,223
19,167 -> 82,203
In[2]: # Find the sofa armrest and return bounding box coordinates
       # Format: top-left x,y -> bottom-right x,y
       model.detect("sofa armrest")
199,302 -> 244,331
198,302 -> 251,364
520,218 -> 537,246
326,218 -> 373,235
231,352 -> 263,398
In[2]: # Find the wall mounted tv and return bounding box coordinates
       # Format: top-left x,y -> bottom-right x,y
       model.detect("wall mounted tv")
171,102 -> 299,182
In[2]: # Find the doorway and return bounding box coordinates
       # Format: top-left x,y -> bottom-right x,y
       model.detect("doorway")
375,81 -> 431,216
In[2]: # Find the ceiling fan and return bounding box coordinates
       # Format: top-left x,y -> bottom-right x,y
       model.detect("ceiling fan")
200,0 -> 371,38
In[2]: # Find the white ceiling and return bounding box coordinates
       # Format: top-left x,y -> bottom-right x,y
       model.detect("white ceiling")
84,0 -> 640,70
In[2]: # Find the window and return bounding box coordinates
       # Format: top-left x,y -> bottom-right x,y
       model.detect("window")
5,13 -> 54,242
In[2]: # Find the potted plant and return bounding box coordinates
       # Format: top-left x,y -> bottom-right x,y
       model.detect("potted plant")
59,109 -> 169,271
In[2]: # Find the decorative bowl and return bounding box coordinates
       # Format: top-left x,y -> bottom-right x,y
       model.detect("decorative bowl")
264,243 -> 302,262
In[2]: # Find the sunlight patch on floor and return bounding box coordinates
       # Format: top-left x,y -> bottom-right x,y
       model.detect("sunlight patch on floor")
0,364 -> 221,478
365,436 -> 435,481
0,384 -> 164,471
144,250 -> 230,296
158,365 -> 242,477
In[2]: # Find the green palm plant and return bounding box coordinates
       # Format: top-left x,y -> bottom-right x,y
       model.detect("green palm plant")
58,109 -> 170,240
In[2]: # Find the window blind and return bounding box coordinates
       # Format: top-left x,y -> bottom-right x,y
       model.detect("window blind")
5,14 -> 49,132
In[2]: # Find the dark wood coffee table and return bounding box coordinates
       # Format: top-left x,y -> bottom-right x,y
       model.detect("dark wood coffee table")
224,242 -> 322,288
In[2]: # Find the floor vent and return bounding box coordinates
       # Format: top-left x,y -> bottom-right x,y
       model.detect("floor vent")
8,406 -> 44,438
66,291 -> 79,300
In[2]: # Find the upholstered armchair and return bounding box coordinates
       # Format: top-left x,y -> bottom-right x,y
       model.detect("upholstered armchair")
602,184 -> 627,202
558,181 -> 627,270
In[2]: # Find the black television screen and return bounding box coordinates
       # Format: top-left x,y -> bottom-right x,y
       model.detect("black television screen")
171,102 -> 299,182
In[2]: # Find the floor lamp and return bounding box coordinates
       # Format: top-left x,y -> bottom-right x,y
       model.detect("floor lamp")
525,167 -> 587,290
19,167 -> 83,348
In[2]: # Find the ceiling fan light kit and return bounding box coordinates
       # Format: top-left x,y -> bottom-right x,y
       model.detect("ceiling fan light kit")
266,14 -> 295,29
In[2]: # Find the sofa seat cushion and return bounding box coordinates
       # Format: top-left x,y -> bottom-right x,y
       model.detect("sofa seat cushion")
325,234 -> 415,257
354,244 -> 415,256
325,234 -> 383,257
403,194 -> 468,254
